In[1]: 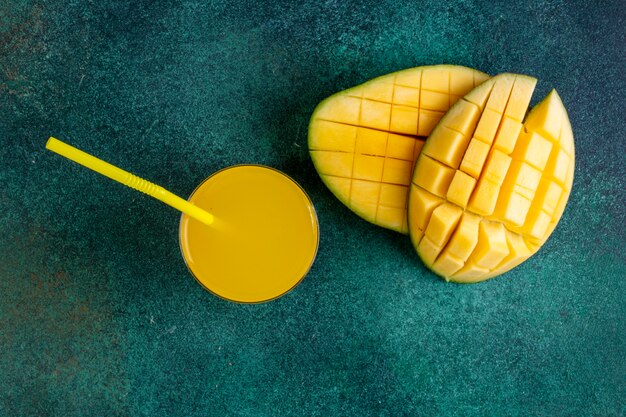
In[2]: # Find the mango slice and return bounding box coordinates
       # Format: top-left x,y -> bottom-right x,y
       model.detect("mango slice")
408,73 -> 575,283
309,65 -> 490,233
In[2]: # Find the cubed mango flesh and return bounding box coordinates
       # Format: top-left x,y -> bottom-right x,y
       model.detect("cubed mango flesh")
408,73 -> 575,283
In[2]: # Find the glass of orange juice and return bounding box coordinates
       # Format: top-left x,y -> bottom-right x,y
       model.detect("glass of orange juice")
45,138 -> 319,304
179,165 -> 319,303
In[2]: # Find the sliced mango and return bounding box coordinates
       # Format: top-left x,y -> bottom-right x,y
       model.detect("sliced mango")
408,73 -> 575,283
309,65 -> 489,233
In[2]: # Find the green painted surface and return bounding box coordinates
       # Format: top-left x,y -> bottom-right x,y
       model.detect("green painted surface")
1,1 -> 624,416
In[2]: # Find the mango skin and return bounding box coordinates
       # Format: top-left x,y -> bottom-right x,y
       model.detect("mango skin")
309,65 -> 489,233
408,73 -> 575,283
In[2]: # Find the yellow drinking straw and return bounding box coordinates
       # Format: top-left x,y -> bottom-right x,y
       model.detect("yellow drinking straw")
45,137 -> 215,226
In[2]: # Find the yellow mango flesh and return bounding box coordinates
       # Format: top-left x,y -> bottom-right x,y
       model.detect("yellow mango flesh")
309,65 -> 490,233
408,73 -> 575,283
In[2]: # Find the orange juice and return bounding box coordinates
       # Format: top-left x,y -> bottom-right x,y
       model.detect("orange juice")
179,165 -> 319,303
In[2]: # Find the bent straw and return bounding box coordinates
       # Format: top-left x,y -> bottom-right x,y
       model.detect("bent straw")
46,137 -> 214,226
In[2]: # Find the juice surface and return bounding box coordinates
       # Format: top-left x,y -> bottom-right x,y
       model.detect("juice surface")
179,165 -> 319,303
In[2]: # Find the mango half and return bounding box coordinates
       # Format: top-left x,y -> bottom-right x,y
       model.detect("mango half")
309,65 -> 489,233
408,73 -> 575,283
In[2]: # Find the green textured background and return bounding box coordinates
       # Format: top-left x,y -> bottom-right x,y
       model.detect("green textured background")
1,0 -> 624,416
